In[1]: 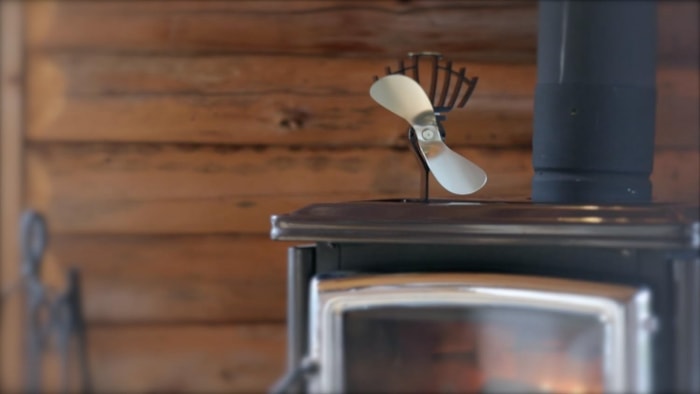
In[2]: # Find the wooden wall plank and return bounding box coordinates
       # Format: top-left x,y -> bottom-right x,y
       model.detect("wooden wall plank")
27,53 -> 697,148
30,54 -> 536,97
27,54 -> 534,148
27,1 -> 696,65
26,90 -> 534,149
27,1 -> 537,62
87,324 -> 284,393
26,144 -> 534,234
48,235 -> 291,323
25,144 -> 439,200
1,1 -> 25,391
32,193 -> 394,236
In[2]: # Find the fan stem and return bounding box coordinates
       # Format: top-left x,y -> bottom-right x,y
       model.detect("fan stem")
408,127 -> 430,202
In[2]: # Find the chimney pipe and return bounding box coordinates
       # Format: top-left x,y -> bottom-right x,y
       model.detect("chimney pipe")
531,1 -> 657,204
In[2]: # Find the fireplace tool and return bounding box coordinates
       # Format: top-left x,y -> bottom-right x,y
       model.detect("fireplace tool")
15,210 -> 92,393
370,52 -> 485,200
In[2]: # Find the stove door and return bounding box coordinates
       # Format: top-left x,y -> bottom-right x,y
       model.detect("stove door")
308,274 -> 653,393
343,306 -> 604,393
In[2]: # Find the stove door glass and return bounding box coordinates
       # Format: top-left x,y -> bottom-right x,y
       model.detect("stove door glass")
343,306 -> 604,393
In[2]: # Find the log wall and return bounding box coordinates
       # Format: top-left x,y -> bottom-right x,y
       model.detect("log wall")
2,1 -> 697,392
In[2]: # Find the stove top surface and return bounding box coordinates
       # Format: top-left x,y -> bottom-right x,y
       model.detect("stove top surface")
270,200 -> 699,248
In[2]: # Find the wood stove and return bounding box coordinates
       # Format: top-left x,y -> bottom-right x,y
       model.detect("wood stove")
270,2 -> 699,393
271,202 -> 697,393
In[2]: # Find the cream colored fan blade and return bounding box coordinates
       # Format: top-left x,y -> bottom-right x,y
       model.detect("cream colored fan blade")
370,74 -> 435,123
370,74 -> 487,195
412,125 -> 487,194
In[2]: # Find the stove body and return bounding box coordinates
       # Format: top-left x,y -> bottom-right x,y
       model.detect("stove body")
272,202 -> 698,392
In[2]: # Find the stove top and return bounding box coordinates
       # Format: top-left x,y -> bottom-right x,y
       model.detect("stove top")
270,200 -> 699,249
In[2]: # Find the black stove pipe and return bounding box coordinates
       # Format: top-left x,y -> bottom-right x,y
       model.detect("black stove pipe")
532,1 -> 657,204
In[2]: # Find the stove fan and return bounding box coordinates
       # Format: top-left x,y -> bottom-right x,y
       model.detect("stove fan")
370,52 -> 487,200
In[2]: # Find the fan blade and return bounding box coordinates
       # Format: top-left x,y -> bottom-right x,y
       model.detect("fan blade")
418,139 -> 488,195
369,74 -> 434,123
411,122 -> 487,194
370,74 -> 487,195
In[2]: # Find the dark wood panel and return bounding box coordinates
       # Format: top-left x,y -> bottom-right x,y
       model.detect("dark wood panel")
26,144 -> 533,234
27,1 -> 537,61
86,324 -> 284,393
48,235 -> 293,323
27,1 -> 697,65
32,54 -> 536,97
28,53 -> 697,148
31,54 -> 536,97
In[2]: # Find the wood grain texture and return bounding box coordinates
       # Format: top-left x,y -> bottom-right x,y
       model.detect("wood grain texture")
27,1 -> 697,65
87,324 -> 284,393
26,143 -> 534,234
27,91 -> 534,149
30,53 -> 535,97
27,1 -> 537,62
48,235 -> 292,323
27,54 -> 534,148
27,53 -> 698,148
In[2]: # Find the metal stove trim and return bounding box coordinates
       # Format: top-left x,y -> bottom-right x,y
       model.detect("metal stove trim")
271,201 -> 699,249
308,274 -> 653,393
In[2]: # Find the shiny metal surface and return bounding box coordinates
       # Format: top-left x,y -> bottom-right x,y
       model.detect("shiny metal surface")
271,200 -> 699,249
308,273 -> 653,393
